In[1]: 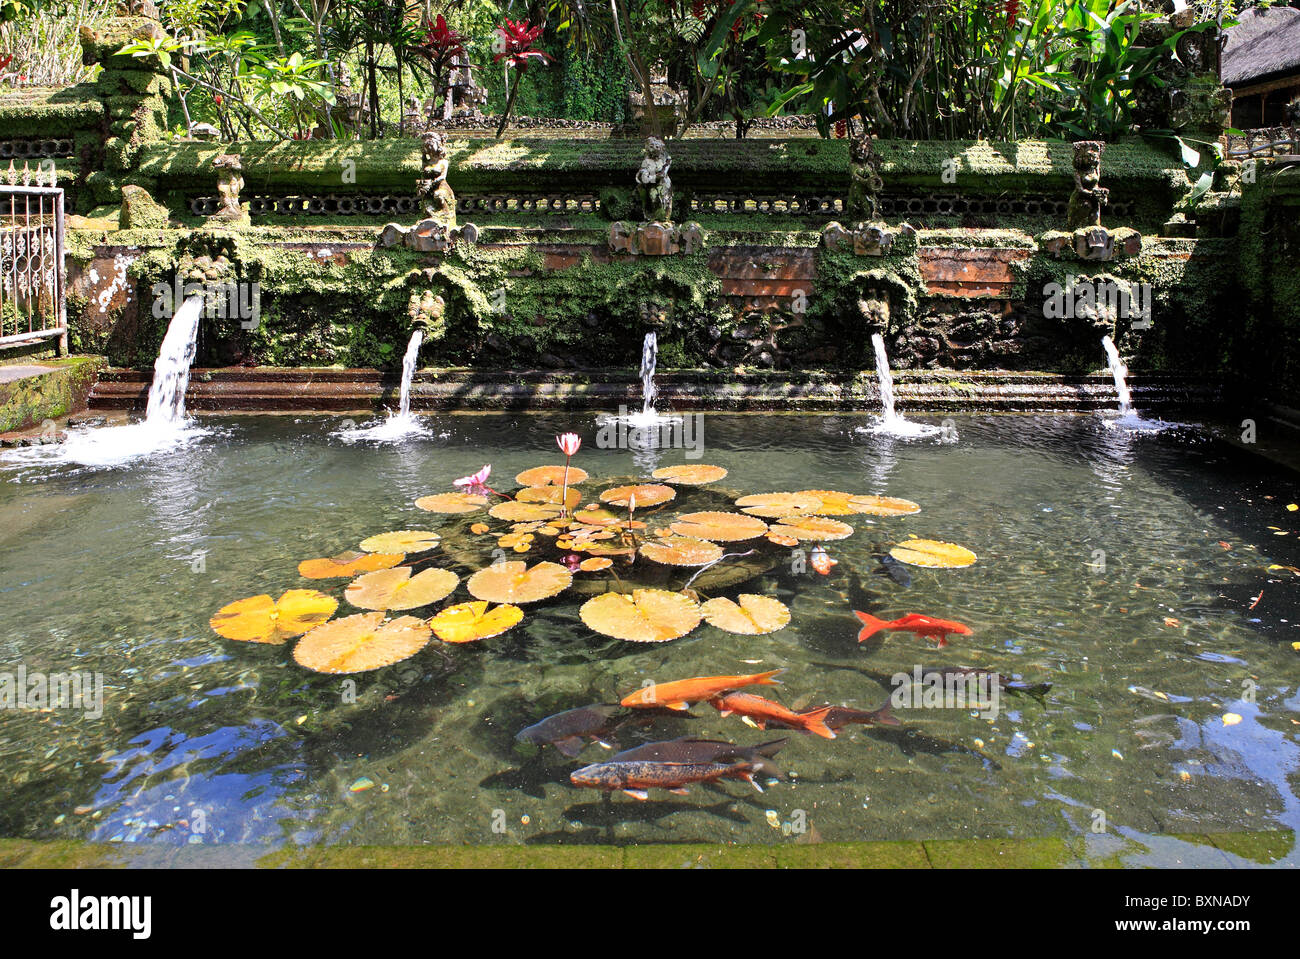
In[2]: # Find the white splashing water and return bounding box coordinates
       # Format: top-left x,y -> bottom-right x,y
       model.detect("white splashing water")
336,329 -> 430,443
860,333 -> 941,438
640,331 -> 658,418
3,296 -> 211,468
1100,335 -> 1176,433
1101,335 -> 1133,417
605,331 -> 678,430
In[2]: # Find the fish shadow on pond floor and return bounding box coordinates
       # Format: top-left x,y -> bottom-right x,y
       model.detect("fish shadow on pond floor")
555,792 -> 754,833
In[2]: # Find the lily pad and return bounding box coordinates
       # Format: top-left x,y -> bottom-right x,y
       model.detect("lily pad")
848,494 -> 921,516
889,538 -> 978,568
360,530 -> 441,554
210,589 -> 338,645
489,501 -> 564,522
599,484 -> 676,508
579,589 -> 702,643
735,492 -> 825,519
467,560 -> 573,604
414,492 -> 490,514
298,551 -> 404,580
516,465 -> 589,486
293,612 -> 431,674
670,511 -> 769,542
768,516 -> 855,541
428,601 -> 524,643
651,464 -> 729,485
639,535 -> 725,567
345,567 -> 459,611
700,594 -> 791,635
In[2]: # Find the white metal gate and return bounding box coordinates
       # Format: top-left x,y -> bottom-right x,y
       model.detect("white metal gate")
1,168 -> 66,354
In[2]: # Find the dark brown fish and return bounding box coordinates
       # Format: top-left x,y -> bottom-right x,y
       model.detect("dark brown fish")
569,759 -> 763,800
786,701 -> 898,730
516,704 -> 622,757
918,667 -> 1052,699
610,737 -> 787,780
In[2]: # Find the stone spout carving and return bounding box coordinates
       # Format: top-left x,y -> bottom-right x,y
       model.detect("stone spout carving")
607,220 -> 705,256
847,133 -> 884,222
211,154 -> 249,226
636,137 -> 673,222
820,220 -> 899,257
408,290 -> 446,335
1067,140 -> 1108,230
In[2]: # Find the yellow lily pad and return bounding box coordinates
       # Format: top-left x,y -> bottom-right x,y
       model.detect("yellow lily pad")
579,589 -> 702,643
428,601 -> 524,643
210,589 -> 338,645
700,594 -> 791,635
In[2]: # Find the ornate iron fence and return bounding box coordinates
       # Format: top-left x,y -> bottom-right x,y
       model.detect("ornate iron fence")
1,166 -> 66,353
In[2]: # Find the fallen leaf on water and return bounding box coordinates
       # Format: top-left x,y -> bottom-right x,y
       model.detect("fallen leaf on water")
1163,617 -> 1181,627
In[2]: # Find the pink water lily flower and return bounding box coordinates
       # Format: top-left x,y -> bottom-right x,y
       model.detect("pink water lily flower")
556,432 -> 581,457
454,465 -> 493,496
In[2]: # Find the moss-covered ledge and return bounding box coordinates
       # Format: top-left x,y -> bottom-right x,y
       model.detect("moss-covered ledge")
133,136 -> 1190,201
0,830 -> 1292,868
0,357 -> 106,434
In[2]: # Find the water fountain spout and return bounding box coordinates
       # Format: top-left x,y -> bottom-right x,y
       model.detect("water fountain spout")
640,331 -> 658,418
1101,335 -> 1133,417
334,328 -> 429,442
1100,335 -> 1175,433
862,333 -> 942,439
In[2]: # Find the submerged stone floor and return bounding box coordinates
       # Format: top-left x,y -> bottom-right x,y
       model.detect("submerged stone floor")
1,831 -> 1292,869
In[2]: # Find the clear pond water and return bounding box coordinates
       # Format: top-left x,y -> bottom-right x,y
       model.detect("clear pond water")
1,412 -> 1298,858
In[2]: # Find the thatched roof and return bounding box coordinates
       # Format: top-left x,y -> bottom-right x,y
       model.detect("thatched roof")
1222,6 -> 1300,87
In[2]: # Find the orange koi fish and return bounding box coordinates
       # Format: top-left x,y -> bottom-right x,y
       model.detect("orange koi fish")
621,669 -> 784,711
854,611 -> 972,648
709,691 -> 836,740
810,546 -> 837,575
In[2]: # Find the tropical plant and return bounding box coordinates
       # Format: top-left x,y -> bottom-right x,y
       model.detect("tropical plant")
493,17 -> 550,137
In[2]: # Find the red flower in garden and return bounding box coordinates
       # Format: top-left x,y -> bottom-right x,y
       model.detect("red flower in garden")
494,18 -> 551,70
1004,0 -> 1020,19
0,56 -> 11,71
415,13 -> 468,62
691,0 -> 707,18
834,119 -> 847,139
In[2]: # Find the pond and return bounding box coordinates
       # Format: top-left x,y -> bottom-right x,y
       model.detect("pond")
1,412 -> 1298,855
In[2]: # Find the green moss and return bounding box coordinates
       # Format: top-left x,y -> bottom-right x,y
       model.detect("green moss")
0,357 -> 106,433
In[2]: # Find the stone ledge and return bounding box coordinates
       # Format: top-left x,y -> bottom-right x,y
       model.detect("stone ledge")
0,831 -> 1291,868
85,368 -> 1223,415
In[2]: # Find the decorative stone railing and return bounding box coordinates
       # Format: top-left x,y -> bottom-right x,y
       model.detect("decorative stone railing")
0,139 -> 77,160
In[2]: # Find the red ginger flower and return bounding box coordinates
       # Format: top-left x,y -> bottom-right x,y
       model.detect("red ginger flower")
494,18 -> 551,70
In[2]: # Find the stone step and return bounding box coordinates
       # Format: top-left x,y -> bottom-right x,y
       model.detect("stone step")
88,368 -> 1222,414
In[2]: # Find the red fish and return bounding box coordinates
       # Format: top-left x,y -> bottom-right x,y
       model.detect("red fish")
709,692 -> 836,740
854,611 -> 972,648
